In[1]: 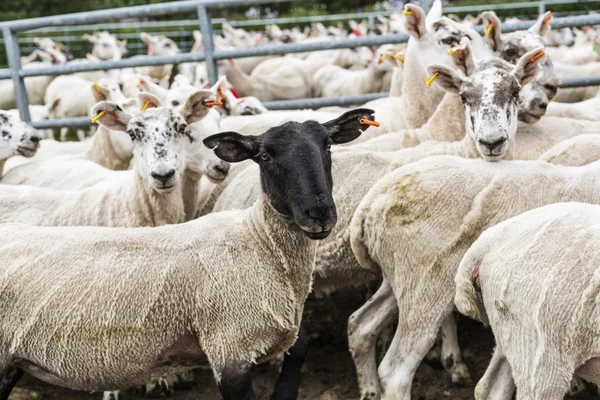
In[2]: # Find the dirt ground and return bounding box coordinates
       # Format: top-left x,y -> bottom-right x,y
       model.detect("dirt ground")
9,287 -> 600,400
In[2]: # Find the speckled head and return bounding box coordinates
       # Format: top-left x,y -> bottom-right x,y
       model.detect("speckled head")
203,108 -> 376,240
92,90 -> 219,193
0,111 -> 41,160
481,11 -> 560,123
428,45 -> 546,161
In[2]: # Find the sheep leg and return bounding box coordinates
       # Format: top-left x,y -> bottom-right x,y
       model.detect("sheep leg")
348,279 -> 398,400
269,328 -> 308,400
0,365 -> 23,400
59,127 -> 69,142
378,307 -> 446,400
215,359 -> 257,400
440,312 -> 470,385
511,353 -> 572,400
474,347 -> 514,400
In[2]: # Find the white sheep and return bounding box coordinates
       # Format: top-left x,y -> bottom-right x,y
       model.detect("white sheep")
538,133 -> 600,166
0,108 -> 371,400
0,92 -> 221,227
2,81 -> 139,174
455,201 -> 600,399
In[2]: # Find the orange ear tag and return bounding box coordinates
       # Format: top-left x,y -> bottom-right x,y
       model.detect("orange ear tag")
360,118 -> 381,127
529,51 -> 545,64
205,100 -> 223,107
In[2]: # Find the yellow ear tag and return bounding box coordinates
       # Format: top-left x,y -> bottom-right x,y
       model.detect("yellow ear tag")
393,55 -> 405,62
136,80 -> 144,89
447,45 -> 463,55
140,100 -> 151,112
380,54 -> 392,60
91,111 -> 106,123
529,50 -> 545,63
484,23 -> 494,36
402,9 -> 413,15
93,82 -> 102,94
162,75 -> 170,81
426,72 -> 440,87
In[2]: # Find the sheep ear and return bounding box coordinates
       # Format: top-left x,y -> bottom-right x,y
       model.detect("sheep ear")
82,33 -> 96,43
513,47 -> 545,86
427,64 -> 465,94
137,92 -> 161,110
322,108 -> 376,144
182,90 -> 219,124
529,11 -> 552,37
91,101 -> 132,132
140,32 -> 154,44
49,98 -> 60,113
404,5 -> 427,39
480,11 -> 502,52
137,75 -> 168,101
91,82 -> 110,102
203,132 -> 258,163
449,37 -> 475,76
425,0 -> 443,28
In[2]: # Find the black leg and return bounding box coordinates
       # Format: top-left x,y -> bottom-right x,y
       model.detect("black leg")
0,365 -> 23,400
216,360 -> 257,400
270,329 -> 309,400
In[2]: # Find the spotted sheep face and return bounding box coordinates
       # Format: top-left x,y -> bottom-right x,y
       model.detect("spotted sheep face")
403,4 -> 492,73
140,33 -> 180,57
428,46 -> 545,161
481,11 -> 560,123
0,112 -> 41,160
84,32 -> 126,61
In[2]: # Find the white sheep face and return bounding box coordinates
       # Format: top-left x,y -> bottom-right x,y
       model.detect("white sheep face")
86,32 -> 126,61
0,112 -> 40,159
460,65 -> 520,161
141,33 -> 180,57
127,109 -> 188,192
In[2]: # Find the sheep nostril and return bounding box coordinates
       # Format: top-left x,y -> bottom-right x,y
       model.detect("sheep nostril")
30,136 -> 41,144
151,169 -> 176,182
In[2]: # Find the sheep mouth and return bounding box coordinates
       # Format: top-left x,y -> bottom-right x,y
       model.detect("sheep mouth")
518,111 -> 542,124
205,169 -> 227,183
16,146 -> 38,157
302,229 -> 332,240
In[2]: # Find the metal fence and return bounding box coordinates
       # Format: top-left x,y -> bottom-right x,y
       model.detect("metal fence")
2,1 -> 600,129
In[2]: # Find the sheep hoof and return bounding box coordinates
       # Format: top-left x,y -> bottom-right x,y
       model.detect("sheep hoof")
144,377 -> 175,397
359,388 -> 380,400
567,377 -> 586,396
450,362 -> 471,386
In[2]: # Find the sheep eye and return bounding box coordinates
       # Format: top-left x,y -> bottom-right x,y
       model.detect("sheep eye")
326,143 -> 331,152
442,37 -> 456,46
171,100 -> 180,107
261,153 -> 271,162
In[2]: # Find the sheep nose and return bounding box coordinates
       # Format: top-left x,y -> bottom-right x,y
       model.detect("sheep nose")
214,163 -> 230,175
478,136 -> 507,151
151,169 -> 175,182
30,135 -> 41,144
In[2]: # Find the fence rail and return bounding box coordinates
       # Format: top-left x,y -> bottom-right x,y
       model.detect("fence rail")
2,1 -> 600,129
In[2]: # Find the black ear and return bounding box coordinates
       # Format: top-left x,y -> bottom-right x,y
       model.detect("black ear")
203,132 -> 258,163
322,108 -> 376,144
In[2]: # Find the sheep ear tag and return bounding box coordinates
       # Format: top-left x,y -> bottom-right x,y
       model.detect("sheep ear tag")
205,99 -> 223,108
529,50 -> 545,64
93,82 -> 102,94
426,72 -> 440,87
360,118 -> 381,128
447,45 -> 463,55
91,111 -> 106,124
484,23 -> 494,36
140,100 -> 152,112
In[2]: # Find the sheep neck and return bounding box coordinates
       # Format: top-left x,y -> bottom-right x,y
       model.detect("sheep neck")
422,93 -> 466,142
225,63 -> 256,97
181,169 -> 202,222
247,191 -> 316,279
127,172 -> 186,227
87,126 -> 132,170
0,159 -> 6,178
395,41 -> 445,129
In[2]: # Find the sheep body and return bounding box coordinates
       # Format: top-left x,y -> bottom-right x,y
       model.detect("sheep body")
0,197 -> 312,391
455,201 -> 600,398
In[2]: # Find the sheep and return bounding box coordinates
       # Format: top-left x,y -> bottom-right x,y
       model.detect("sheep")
0,62 -> 55,110
136,32 -> 180,80
2,81 -> 138,174
455,201 -> 600,400
546,97 -> 600,120
538,134 -> 600,166
0,111 -> 41,176
219,3 -> 492,140
0,108 -> 372,400
347,143 -> 600,400
553,62 -> 600,103
0,89 -> 227,227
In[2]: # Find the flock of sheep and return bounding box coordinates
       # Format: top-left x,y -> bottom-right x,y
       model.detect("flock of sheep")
2,0 -> 600,399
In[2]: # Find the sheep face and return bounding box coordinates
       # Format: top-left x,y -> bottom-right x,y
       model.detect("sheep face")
203,108 -> 375,240
140,33 -> 180,57
428,47 -> 545,161
0,112 -> 41,160
85,32 -> 126,61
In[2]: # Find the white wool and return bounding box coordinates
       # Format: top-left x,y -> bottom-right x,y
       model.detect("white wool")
456,202 -> 600,398
538,134 -> 600,167
553,62 -> 600,103
0,63 -> 54,110
546,97 -> 600,120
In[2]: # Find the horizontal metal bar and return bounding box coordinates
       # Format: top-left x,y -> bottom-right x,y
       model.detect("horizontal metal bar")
214,33 -> 410,59
0,0 -> 290,32
263,93 -> 389,110
31,116 -> 92,129
560,76 -> 600,88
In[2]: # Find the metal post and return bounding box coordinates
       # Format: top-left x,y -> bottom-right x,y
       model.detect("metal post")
538,0 -> 546,14
197,5 -> 218,85
3,27 -> 31,122
368,15 -> 376,32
